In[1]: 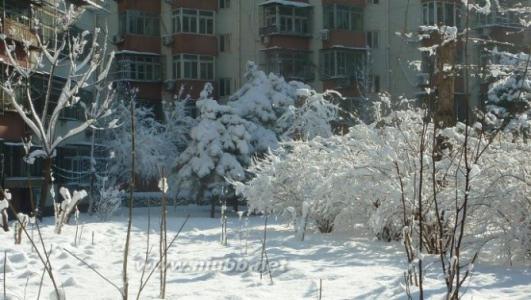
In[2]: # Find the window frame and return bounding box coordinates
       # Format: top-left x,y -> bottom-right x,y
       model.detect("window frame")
115,54 -> 162,82
172,8 -> 215,35
323,4 -> 363,32
320,49 -> 365,79
173,54 -> 215,81
422,1 -> 459,27
120,10 -> 160,36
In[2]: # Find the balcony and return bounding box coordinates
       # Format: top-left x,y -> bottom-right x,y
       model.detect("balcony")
260,49 -> 315,82
0,91 -> 16,114
1,18 -> 39,48
260,1 -> 312,38
259,24 -> 311,37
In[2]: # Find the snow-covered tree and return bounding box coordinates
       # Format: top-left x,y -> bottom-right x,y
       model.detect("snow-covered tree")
485,49 -> 530,139
107,101 -> 173,186
174,84 -> 255,209
228,62 -> 340,147
173,64 -> 341,208
0,1 -> 116,214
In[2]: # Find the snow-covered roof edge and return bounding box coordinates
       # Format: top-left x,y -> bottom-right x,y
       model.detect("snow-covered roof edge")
259,0 -> 312,8
115,50 -> 161,56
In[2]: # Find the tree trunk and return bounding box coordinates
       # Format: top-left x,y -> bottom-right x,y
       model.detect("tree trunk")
1,209 -> 8,232
88,128 -> 96,215
210,197 -> 216,219
38,157 -> 53,217
434,32 -> 457,128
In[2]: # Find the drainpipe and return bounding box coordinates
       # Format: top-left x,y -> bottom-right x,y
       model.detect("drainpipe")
386,0 -> 392,94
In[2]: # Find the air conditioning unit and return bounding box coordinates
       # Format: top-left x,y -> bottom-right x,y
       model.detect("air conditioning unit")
112,35 -> 124,44
162,35 -> 174,46
416,73 -> 430,87
320,29 -> 330,41
164,80 -> 175,91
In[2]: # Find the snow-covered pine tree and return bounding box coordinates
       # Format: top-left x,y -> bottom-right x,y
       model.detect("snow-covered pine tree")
174,83 -> 255,215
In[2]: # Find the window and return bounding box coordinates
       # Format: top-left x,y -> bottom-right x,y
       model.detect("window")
323,4 -> 363,31
116,54 -> 161,81
182,9 -> 198,33
262,50 -> 314,81
199,11 -> 214,34
370,0 -> 379,4
172,9 -> 215,34
2,144 -> 42,177
219,34 -> 231,52
34,7 -> 57,44
262,5 -> 310,35
320,49 -> 364,79
422,1 -> 459,27
219,0 -> 231,9
173,54 -> 215,80
477,10 -> 521,27
120,10 -> 160,36
369,75 -> 381,93
367,31 -> 379,48
199,56 -> 214,80
219,78 -> 231,97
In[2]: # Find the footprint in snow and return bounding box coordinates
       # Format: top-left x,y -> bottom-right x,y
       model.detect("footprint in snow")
0,256 -> 15,273
17,269 -> 37,279
62,276 -> 79,287
8,252 -> 28,264
55,251 -> 70,260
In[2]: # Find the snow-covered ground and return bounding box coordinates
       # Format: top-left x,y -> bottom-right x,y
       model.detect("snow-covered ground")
1,206 -> 530,299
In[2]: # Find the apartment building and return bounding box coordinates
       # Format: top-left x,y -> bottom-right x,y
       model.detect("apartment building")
0,0 -> 108,211
109,0 -> 529,119
2,0 -> 528,206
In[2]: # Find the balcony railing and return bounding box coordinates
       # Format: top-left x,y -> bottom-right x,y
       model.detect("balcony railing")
259,24 -> 311,37
1,18 -> 39,47
0,90 -> 19,114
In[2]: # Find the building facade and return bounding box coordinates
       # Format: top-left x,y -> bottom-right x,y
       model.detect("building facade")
0,0 -> 108,212
109,0 -> 529,117
2,0 -> 529,208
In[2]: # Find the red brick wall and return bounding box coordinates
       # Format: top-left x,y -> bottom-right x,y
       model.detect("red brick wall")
264,36 -> 310,50
322,0 -> 366,7
134,82 -> 162,101
171,0 -> 218,11
172,34 -> 218,56
118,0 -> 161,12
176,80 -> 216,99
323,31 -> 366,49
0,113 -> 27,140
120,35 -> 161,53
323,80 -> 361,97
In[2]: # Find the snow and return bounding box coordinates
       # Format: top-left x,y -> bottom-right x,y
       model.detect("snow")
259,0 -> 312,8
0,206 -> 530,299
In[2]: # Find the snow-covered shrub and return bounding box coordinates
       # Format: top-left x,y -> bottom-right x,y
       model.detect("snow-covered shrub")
107,102 -> 176,186
55,187 -> 87,234
14,213 -> 30,244
96,184 -> 124,221
461,132 -> 531,264
1,189 -> 12,232
234,138 -> 353,235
